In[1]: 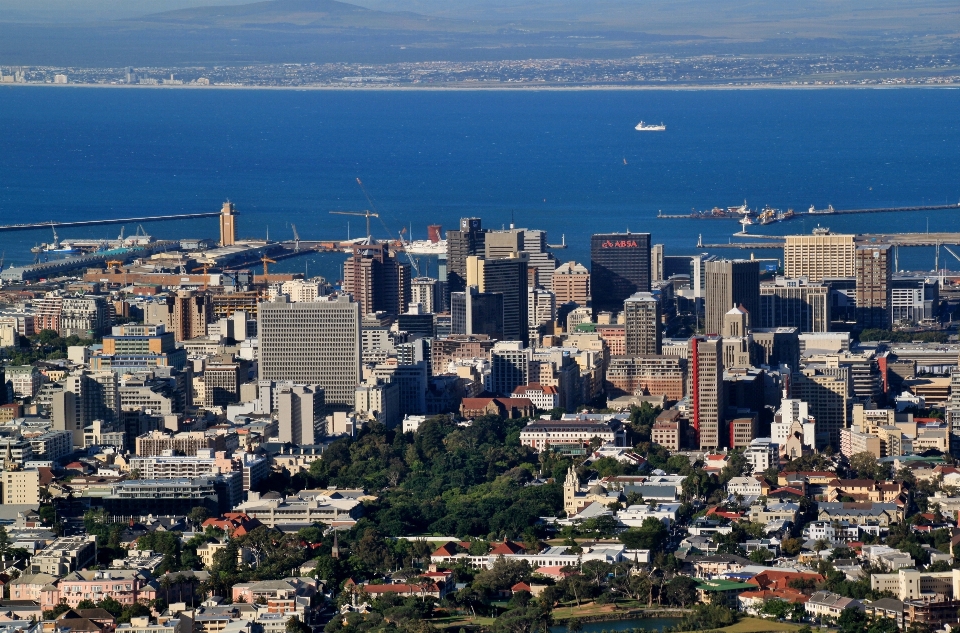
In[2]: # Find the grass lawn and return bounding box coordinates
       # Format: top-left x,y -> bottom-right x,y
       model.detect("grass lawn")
708,618 -> 804,633
431,615 -> 496,628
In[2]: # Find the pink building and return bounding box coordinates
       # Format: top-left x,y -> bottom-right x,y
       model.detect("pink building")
40,570 -> 155,610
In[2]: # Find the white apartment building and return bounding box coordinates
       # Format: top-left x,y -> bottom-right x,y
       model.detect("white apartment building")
743,437 -> 779,474
512,384 -> 559,410
6,366 -> 42,398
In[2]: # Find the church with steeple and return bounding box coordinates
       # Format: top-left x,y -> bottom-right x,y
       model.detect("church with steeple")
563,466 -> 619,516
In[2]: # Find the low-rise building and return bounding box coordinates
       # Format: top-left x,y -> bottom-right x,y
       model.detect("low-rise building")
519,416 -> 626,452
805,590 -> 864,620
31,535 -> 97,576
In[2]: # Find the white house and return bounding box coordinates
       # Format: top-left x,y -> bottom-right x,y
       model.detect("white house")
616,502 -> 682,527
726,476 -> 763,497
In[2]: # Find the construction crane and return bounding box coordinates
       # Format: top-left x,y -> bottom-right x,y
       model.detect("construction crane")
943,244 -> 960,267
260,256 -> 277,276
330,210 -> 378,238
0,251 -> 4,273
192,263 -> 212,290
389,227 -> 422,277
291,224 -> 300,252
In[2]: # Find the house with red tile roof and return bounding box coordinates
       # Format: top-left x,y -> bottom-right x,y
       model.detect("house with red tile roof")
738,589 -> 809,614
489,540 -> 526,556
201,513 -> 263,536
460,397 -> 535,420
747,570 -> 824,593
362,582 -> 442,600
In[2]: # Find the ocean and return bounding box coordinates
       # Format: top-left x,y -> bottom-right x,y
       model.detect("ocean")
1,86 -> 960,281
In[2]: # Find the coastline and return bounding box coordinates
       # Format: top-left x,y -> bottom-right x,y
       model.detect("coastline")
1,81 -> 959,92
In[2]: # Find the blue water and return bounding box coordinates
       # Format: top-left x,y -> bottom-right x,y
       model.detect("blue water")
549,617 -> 682,633
1,87 -> 960,280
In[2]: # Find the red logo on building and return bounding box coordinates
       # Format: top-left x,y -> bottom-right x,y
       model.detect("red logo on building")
601,240 -> 639,248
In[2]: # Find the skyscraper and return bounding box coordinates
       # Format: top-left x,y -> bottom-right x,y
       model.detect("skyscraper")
446,218 -> 486,299
759,277 -> 831,332
342,240 -> 411,316
451,287 -> 504,340
466,254 -> 529,344
783,233 -> 856,281
704,259 -> 760,336
856,245 -> 892,330
689,336 -> 725,450
490,341 -> 531,396
590,232 -> 651,314
624,292 -> 661,355
651,244 -> 664,282
410,277 -> 438,313
259,295 -> 361,408
219,201 -> 237,247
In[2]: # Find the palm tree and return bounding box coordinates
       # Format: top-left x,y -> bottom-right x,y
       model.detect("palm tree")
159,576 -> 172,607
173,574 -> 187,603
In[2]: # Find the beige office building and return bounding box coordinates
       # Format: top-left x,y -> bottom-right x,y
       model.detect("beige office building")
2,469 -> 40,505
259,295 -> 361,407
552,261 -> 591,307
783,233 -> 856,282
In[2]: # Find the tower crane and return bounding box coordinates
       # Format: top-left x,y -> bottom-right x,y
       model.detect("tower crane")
192,263 -> 212,291
291,224 -> 300,252
330,210 -> 378,238
260,256 -> 277,276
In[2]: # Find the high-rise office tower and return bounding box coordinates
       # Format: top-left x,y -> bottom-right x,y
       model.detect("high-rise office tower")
490,341 -> 532,396
277,385 -> 325,445
651,244 -> 664,283
704,259 -> 760,336
791,368 -> 848,449
342,240 -> 411,316
259,295 -> 361,408
466,254 -> 529,344
689,336 -> 725,450
446,218 -> 486,299
590,232 -> 651,314
54,370 -> 120,447
759,277 -> 831,332
783,233 -> 856,281
553,261 -> 591,307
410,277 -> 438,313
856,245 -> 892,330
219,201 -> 237,247
451,288 -> 504,340
624,292 -> 661,355
485,230 -> 524,259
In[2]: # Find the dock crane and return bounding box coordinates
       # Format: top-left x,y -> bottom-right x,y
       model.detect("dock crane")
106,260 -> 124,273
330,210 -> 378,238
291,224 -> 300,252
260,256 -> 277,277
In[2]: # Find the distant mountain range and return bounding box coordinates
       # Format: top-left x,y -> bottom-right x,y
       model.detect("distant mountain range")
0,0 -> 957,67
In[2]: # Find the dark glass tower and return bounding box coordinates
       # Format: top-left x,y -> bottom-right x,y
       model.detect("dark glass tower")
590,232 -> 651,314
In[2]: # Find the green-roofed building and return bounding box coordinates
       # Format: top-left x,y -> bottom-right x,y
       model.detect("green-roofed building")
696,579 -> 756,608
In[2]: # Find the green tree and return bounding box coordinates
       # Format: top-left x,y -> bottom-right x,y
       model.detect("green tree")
619,518 -> 668,551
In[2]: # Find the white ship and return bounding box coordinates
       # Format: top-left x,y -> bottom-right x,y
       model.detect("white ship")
404,239 -> 447,255
635,121 -> 666,131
